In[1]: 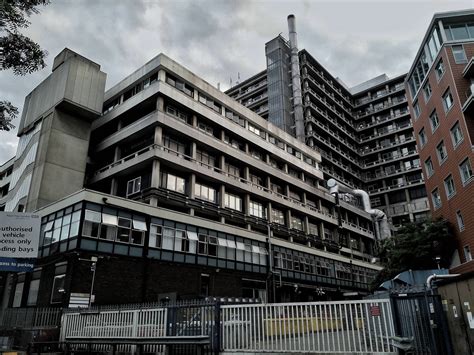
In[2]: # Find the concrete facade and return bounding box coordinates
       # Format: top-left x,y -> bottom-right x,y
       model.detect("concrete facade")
1,49 -> 383,308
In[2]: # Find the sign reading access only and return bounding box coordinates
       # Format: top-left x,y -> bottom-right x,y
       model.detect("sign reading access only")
0,212 -> 40,258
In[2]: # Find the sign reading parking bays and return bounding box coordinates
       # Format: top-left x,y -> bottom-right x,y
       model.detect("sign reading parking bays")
0,212 -> 40,260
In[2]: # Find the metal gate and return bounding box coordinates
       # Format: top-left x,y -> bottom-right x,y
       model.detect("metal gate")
220,299 -> 396,353
391,291 -> 453,354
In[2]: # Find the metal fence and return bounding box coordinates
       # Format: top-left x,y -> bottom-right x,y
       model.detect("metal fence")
220,299 -> 395,353
60,302 -> 217,354
0,307 -> 62,329
391,292 -> 452,354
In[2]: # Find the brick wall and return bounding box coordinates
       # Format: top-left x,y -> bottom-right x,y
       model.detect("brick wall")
408,43 -> 474,272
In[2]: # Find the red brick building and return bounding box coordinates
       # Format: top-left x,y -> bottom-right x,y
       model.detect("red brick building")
407,10 -> 474,273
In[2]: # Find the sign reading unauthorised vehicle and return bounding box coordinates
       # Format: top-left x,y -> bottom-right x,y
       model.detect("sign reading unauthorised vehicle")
0,212 -> 41,259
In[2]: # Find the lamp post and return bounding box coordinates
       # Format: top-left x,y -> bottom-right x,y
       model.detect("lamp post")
79,256 -> 98,307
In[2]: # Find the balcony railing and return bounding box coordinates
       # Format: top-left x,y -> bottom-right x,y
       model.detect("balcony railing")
359,121 -> 413,142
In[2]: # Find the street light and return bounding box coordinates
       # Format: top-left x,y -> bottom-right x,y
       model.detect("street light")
79,256 -> 98,307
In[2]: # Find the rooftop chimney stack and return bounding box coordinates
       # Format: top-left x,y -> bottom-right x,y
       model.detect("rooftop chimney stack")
287,14 -> 305,142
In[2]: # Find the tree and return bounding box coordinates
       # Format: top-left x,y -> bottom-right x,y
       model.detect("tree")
0,0 -> 50,131
372,218 -> 456,289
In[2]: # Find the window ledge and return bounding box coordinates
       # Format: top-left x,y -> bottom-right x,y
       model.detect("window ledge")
439,157 -> 448,166
447,192 -> 456,200
454,138 -> 464,149
462,176 -> 474,187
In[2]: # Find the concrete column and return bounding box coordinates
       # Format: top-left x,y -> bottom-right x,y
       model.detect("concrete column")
188,173 -> 196,199
243,166 -> 250,181
220,129 -> 225,141
267,202 -> 273,222
150,160 -> 161,207
190,142 -> 197,160
245,143 -> 249,154
110,178 -> 118,195
158,69 -> 166,82
245,194 -> 251,230
285,185 -> 290,197
304,216 -> 310,246
219,185 -> 226,223
286,209 -> 293,242
157,96 -> 165,112
301,192 -> 307,205
114,146 -> 121,161
154,126 -> 163,146
265,176 -> 271,190
283,163 -> 288,174
219,155 -> 225,171
192,114 -> 198,128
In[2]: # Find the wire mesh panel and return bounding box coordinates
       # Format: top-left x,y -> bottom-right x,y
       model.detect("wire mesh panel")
221,300 -> 395,353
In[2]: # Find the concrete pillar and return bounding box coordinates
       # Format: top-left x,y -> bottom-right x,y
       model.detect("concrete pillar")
219,185 -> 226,208
190,142 -> 197,160
192,114 -> 198,128
114,146 -> 121,161
285,185 -> 290,197
265,176 -> 271,190
158,69 -> 166,82
245,143 -> 249,154
286,209 -> 293,242
304,216 -> 310,246
283,163 -> 289,174
301,192 -> 307,205
220,129 -> 225,141
219,155 -> 225,171
157,96 -> 165,112
110,178 -> 118,195
244,167 -> 250,181
154,126 -> 163,146
188,173 -> 196,199
150,160 -> 161,207
267,202 -> 273,222
245,194 -> 251,230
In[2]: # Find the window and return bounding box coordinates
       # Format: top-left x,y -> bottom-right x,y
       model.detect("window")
27,269 -> 41,306
248,123 -> 266,139
160,172 -> 186,193
42,208 -> 81,246
444,174 -> 456,199
271,208 -> 285,225
457,211 -> 465,232
459,158 -> 473,185
51,263 -> 67,304
442,90 -> 454,112
83,210 -> 101,238
149,225 -> 162,248
429,111 -> 439,133
436,141 -> 447,164
198,121 -> 214,136
423,82 -> 432,102
225,163 -> 240,179
12,274 -> 25,308
249,201 -> 265,218
126,177 -> 141,196
431,188 -> 441,209
195,183 -> 216,203
418,128 -> 427,148
450,122 -> 463,147
452,45 -> 467,64
413,100 -> 421,119
196,149 -> 215,169
116,217 -> 146,245
225,193 -> 242,211
464,245 -> 472,262
435,59 -> 445,81
425,157 -> 434,178
163,135 -> 186,155
291,215 -> 304,231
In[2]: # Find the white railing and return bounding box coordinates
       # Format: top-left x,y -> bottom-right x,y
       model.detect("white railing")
221,300 -> 395,353
60,308 -> 167,340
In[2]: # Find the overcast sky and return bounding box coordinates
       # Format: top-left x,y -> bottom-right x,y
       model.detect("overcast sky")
1,0 -> 473,164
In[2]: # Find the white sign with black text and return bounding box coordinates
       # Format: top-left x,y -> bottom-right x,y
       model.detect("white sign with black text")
0,212 -> 41,258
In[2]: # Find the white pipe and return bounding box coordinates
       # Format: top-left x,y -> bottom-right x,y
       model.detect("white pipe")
426,274 -> 460,289
327,178 -> 390,240
287,14 -> 305,142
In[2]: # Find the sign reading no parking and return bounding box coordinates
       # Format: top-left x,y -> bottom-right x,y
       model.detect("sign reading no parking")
0,212 -> 41,260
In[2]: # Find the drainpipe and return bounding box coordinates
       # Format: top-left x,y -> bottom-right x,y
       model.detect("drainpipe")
287,14 -> 305,142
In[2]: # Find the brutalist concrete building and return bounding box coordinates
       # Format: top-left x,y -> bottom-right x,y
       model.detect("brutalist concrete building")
228,16 -> 431,233
0,46 -> 383,308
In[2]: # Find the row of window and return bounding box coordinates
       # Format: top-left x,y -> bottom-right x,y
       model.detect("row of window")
430,158 -> 473,208
414,86 -> 453,121
149,225 -> 268,265
419,120 -> 464,153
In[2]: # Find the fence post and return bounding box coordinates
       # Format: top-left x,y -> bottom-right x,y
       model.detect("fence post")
213,302 -> 221,355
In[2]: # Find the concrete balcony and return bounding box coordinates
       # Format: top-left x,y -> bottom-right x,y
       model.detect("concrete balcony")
360,136 -> 416,156
367,178 -> 424,195
359,121 -> 413,143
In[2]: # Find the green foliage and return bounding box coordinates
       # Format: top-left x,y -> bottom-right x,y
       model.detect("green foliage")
0,0 -> 50,131
371,219 -> 456,289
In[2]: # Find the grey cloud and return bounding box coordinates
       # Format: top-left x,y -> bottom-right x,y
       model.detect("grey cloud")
1,0 -> 473,164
